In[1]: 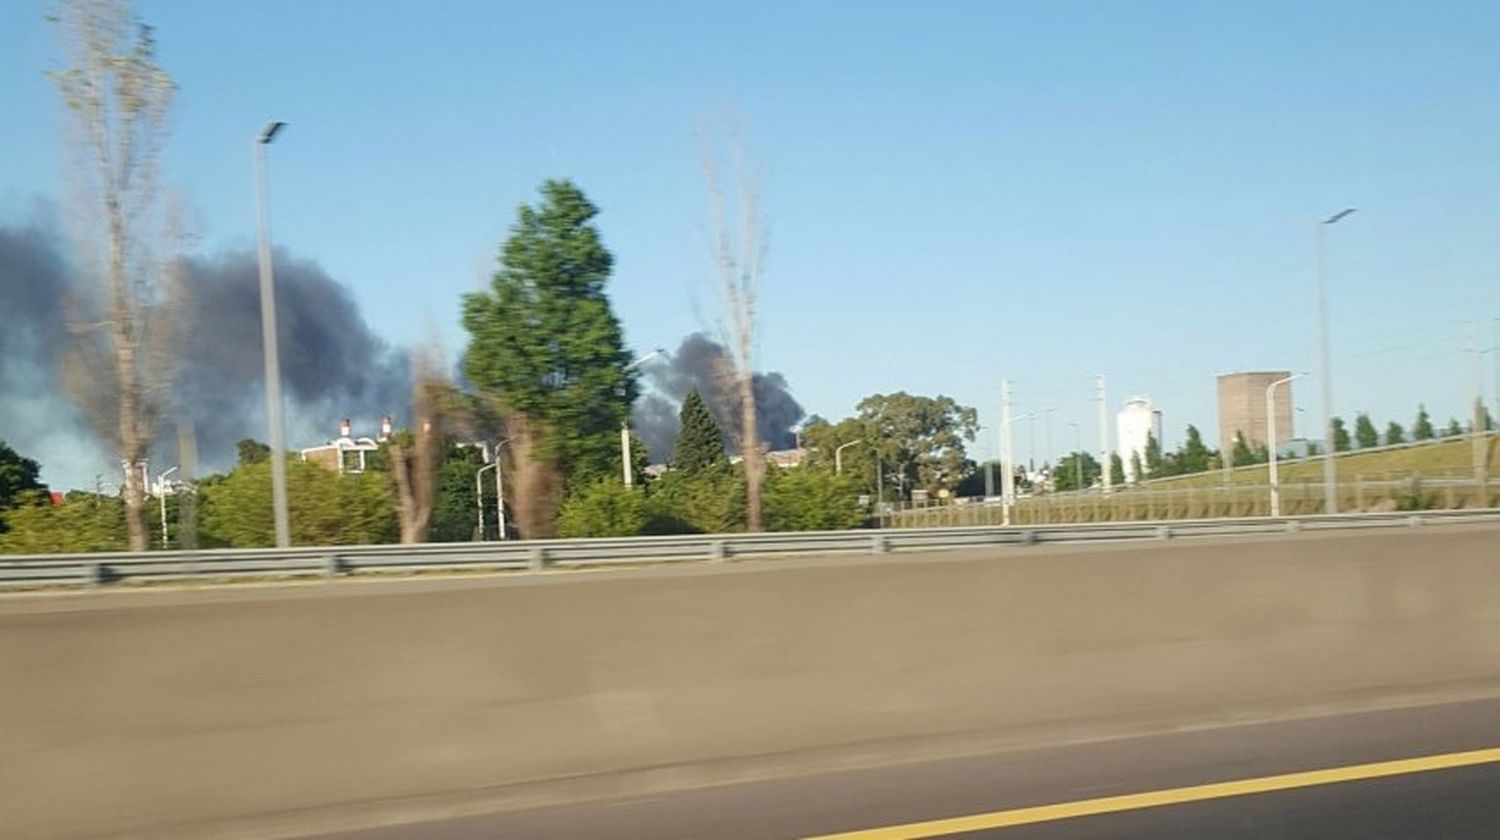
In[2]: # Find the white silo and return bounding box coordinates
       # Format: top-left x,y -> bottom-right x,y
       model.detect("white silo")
1117,397 -> 1163,482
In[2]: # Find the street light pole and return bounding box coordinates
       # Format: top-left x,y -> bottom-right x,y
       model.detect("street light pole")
476,462 -> 495,539
493,437 -> 512,540
1000,405 -> 1036,526
1316,207 -> 1356,514
1043,407 -> 1055,475
156,465 -> 179,549
835,439 -> 864,475
621,348 -> 666,486
254,120 -> 291,547
1265,373 -> 1305,517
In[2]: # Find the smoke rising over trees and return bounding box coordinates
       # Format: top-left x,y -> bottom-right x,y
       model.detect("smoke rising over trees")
631,332 -> 805,464
0,217 -> 409,489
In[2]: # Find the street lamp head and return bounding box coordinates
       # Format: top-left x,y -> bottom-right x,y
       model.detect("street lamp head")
1321,208 -> 1357,225
258,121 -> 286,144
625,348 -> 667,371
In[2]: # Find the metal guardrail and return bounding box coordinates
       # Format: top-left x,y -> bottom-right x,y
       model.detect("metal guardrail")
3,508 -> 1498,590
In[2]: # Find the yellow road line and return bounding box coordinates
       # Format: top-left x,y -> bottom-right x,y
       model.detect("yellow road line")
806,745 -> 1500,839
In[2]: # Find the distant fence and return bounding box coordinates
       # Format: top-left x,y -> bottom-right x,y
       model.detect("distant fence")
886,476 -> 1499,528
3,508 -> 1499,590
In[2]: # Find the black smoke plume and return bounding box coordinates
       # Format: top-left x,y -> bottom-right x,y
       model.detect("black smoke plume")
0,216 -> 409,489
632,332 -> 805,464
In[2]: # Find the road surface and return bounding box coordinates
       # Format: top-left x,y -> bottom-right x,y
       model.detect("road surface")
309,695 -> 1500,839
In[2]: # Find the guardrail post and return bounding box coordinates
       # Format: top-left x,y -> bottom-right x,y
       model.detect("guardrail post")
1407,514 -> 1423,528
323,554 -> 344,578
709,540 -> 728,562
1019,529 -> 1038,545
82,562 -> 104,588
529,547 -> 548,572
1285,519 -> 1301,533
871,534 -> 888,554
1156,525 -> 1172,540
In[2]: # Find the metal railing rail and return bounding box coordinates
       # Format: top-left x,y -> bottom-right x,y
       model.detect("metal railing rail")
4,508 -> 1499,591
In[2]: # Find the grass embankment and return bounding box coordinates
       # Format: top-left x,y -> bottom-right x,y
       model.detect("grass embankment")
1138,435 -> 1497,490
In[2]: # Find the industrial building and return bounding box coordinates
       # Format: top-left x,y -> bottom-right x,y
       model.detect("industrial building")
1216,371 -> 1293,457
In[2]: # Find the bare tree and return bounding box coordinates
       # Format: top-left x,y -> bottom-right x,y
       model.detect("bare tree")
389,346 -> 459,544
703,127 -> 768,531
49,0 -> 177,551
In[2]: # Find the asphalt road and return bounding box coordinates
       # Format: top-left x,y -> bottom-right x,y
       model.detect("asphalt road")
309,696 -> 1500,839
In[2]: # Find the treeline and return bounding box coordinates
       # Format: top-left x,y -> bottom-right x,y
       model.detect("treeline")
0,387 -> 866,552
1123,402 -> 1488,486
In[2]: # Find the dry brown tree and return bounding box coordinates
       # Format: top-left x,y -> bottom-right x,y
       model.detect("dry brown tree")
49,0 -> 178,550
702,125 -> 768,531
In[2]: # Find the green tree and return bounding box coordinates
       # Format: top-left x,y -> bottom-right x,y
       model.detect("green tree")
199,459 -> 397,547
557,479 -> 647,537
643,462 -> 746,534
1384,421 -> 1406,446
1143,431 -> 1163,478
801,417 -> 878,491
1412,405 -> 1435,441
1053,451 -> 1100,492
1231,432 -> 1255,467
462,180 -> 636,538
1354,413 -> 1379,449
763,467 -> 864,531
854,392 -> 978,498
1109,452 -> 1125,486
1128,451 -> 1143,485
954,460 -> 1002,498
430,446 -> 485,542
1331,416 -> 1352,452
1444,417 -> 1463,437
0,491 -> 127,554
0,439 -> 46,519
674,389 -> 726,473
1177,425 -> 1214,474
235,439 -> 271,465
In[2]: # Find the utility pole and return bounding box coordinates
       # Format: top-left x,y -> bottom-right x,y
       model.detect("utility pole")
1044,408 -> 1054,477
1000,380 -> 1014,524
1027,413 -> 1037,474
1097,374 -> 1112,493
1470,326 -> 1489,497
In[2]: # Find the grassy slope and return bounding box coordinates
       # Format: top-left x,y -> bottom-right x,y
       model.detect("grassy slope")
1135,435 -> 1498,490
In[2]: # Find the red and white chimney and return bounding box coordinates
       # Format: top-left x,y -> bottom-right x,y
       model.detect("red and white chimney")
339,418 -> 352,439
380,416 -> 393,440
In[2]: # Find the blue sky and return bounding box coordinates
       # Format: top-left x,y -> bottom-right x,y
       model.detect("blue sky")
4,0 -> 1499,475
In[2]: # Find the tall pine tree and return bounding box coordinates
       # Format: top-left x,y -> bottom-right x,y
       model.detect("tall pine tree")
1354,413 -> 1380,449
462,180 -> 635,538
674,389 -> 726,473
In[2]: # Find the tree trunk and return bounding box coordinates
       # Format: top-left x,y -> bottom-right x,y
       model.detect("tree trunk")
111,217 -> 149,552
390,443 -> 433,544
509,413 -> 561,539
739,369 -> 764,532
